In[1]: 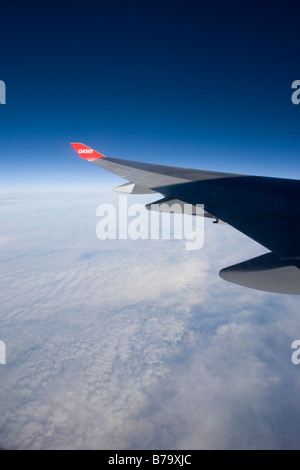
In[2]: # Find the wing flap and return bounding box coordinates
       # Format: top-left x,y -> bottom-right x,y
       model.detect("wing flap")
145,197 -> 225,222
114,182 -> 156,194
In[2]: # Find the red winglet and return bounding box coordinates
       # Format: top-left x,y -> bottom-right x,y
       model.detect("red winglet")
71,143 -> 106,160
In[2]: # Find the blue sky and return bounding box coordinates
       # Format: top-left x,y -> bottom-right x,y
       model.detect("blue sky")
1,0 -> 300,187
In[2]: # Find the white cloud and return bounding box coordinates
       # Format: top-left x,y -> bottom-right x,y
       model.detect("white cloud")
0,189 -> 299,449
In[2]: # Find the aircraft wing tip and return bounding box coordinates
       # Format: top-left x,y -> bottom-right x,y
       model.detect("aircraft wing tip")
70,143 -> 106,160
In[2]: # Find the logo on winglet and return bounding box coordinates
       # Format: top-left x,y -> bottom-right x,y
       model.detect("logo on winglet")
78,149 -> 93,154
71,143 -> 106,159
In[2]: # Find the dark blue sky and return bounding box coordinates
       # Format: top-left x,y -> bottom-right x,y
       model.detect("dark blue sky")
1,0 -> 300,186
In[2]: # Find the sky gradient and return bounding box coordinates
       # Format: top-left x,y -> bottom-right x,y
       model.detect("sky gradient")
1,0 -> 300,186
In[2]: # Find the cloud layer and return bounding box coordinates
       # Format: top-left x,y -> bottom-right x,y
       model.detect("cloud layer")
0,189 -> 300,449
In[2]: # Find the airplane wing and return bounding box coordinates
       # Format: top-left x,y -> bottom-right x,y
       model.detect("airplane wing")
71,143 -> 300,295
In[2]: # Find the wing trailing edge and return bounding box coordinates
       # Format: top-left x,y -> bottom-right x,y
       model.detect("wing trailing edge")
220,252 -> 300,295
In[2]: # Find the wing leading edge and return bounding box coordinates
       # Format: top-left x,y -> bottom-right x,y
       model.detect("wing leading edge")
71,143 -> 300,294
